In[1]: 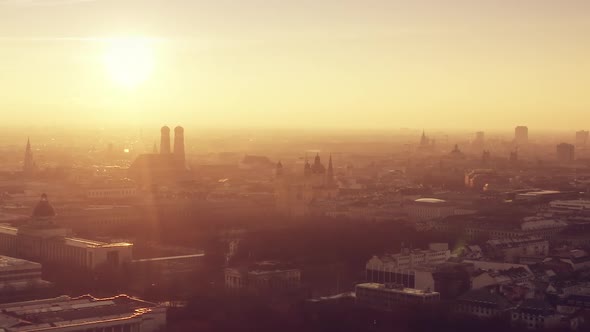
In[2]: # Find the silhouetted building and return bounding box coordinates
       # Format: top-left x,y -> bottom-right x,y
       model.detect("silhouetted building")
474,131 -> 485,148
160,125 -> 171,154
22,138 -> 36,177
509,150 -> 518,163
449,144 -> 465,159
418,130 -> 435,151
482,150 -> 491,164
515,126 -> 528,145
173,125 -> 185,165
275,154 -> 338,217
575,130 -> 589,147
129,125 -> 190,188
556,143 -> 575,163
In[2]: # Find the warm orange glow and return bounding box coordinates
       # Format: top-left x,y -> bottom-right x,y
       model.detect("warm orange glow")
102,37 -> 155,89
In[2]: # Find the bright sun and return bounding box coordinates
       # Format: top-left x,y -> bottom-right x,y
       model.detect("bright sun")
103,37 -> 155,89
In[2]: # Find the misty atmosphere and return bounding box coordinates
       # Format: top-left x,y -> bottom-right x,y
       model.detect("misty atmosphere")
1,1 -> 590,332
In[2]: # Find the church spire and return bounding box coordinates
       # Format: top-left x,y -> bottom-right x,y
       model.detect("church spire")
326,154 -> 335,185
23,137 -> 35,176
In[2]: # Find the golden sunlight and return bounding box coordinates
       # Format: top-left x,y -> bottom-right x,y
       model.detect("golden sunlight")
102,37 -> 155,89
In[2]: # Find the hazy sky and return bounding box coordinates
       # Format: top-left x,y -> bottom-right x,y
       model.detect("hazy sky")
1,0 -> 589,129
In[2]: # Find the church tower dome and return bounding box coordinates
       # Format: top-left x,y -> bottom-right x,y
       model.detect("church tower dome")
32,193 -> 56,219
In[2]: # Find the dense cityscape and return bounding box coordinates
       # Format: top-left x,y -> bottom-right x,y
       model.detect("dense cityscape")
0,126 -> 589,331
2,1 -> 590,331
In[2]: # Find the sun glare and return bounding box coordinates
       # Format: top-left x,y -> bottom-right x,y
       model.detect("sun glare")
103,37 -> 155,89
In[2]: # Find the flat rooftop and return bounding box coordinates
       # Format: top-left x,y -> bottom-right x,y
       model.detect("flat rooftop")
356,283 -> 439,296
0,295 -> 159,331
64,237 -> 132,249
0,255 -> 41,271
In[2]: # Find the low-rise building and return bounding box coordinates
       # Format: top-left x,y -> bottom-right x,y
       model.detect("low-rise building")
405,198 -> 456,222
0,255 -> 51,298
366,243 -> 451,289
486,237 -> 549,263
355,283 -> 440,310
0,194 -> 133,270
511,299 -> 563,330
455,288 -> 514,319
225,261 -> 301,294
548,200 -> 590,216
0,294 -> 166,332
545,249 -> 590,271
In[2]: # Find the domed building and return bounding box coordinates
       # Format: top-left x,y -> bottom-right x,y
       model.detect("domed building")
405,197 -> 457,222
0,194 -> 133,270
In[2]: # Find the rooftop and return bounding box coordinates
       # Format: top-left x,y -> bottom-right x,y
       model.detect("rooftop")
414,198 -> 448,204
356,283 -> 439,296
0,294 -> 160,331
0,255 -> 41,270
64,237 -> 132,249
457,289 -> 512,309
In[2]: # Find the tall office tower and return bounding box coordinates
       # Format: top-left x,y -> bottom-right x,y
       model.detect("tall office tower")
173,126 -> 185,164
575,130 -> 589,147
160,126 -> 171,154
515,126 -> 528,144
556,143 -> 575,163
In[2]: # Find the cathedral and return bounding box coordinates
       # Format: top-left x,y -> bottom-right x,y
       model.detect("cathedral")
128,126 -> 190,188
418,130 -> 435,151
22,138 -> 37,177
275,154 -> 338,217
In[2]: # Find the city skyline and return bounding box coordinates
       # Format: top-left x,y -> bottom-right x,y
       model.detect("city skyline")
1,0 -> 590,129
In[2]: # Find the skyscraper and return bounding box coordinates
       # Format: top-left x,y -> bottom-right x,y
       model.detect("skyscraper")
160,126 -> 171,154
514,126 -> 528,145
556,143 -> 575,163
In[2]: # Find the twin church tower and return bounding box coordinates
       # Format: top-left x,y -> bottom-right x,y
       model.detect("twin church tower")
157,125 -> 185,164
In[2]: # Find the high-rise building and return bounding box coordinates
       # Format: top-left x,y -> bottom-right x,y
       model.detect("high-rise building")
160,125 -> 171,154
515,126 -> 528,145
556,143 -> 575,163
576,130 -> 589,147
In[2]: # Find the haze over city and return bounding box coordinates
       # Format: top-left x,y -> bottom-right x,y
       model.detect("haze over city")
1,0 -> 590,129
2,1 -> 590,332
